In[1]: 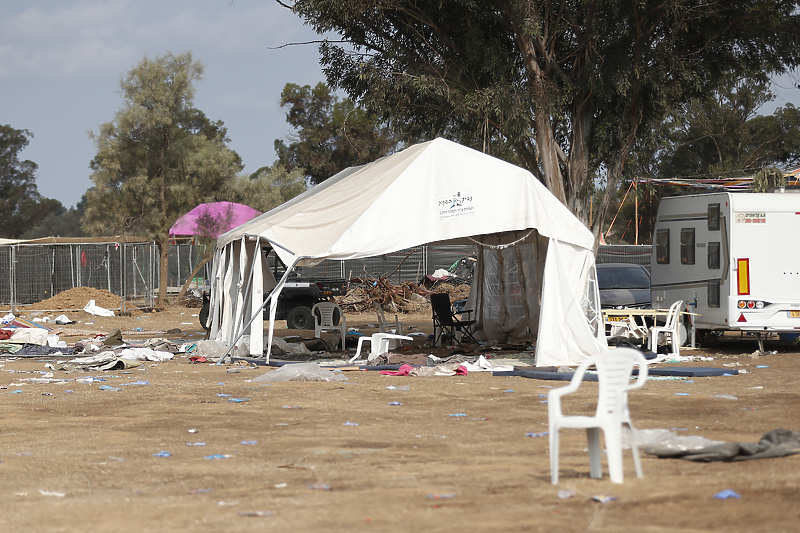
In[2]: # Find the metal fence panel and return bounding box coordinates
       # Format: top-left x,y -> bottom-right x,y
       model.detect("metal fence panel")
0,242 -> 158,312
596,245 -> 652,270
0,241 -> 482,312
293,245 -> 478,285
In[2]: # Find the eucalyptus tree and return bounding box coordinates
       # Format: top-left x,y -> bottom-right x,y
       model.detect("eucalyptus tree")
284,0 -> 800,242
0,125 -> 60,238
84,52 -> 242,305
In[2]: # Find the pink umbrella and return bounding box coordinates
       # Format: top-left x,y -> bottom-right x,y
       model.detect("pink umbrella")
169,202 -> 262,239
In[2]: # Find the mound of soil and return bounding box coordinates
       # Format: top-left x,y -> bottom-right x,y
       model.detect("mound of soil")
24,287 -> 122,311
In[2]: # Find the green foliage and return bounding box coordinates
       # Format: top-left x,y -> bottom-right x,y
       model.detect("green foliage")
21,194 -> 88,239
83,51 -> 243,303
274,82 -> 402,184
221,165 -> 307,213
751,167 -> 787,192
653,77 -> 800,179
608,75 -> 800,243
84,52 -> 242,239
289,0 -> 800,236
0,125 -> 61,238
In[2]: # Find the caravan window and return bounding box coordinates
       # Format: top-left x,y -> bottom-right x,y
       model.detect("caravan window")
708,280 -> 720,307
708,242 -> 720,269
680,228 -> 695,265
656,229 -> 670,264
708,203 -> 720,230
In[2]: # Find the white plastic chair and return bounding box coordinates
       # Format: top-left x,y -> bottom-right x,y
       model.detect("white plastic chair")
605,315 -> 648,341
312,302 -> 347,351
348,332 -> 413,363
548,347 -> 648,484
374,301 -> 404,348
649,300 -> 684,356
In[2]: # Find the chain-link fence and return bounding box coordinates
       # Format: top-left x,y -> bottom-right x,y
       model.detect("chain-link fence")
294,245 -> 477,284
2,241 -> 644,312
596,245 -> 653,270
0,241 -> 158,313
0,241 -> 477,312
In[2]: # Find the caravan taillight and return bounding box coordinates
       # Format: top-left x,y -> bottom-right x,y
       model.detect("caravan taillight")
737,258 -> 750,295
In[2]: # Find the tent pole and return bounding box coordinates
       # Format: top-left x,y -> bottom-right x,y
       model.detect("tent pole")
229,236 -> 260,345
216,255 -> 301,365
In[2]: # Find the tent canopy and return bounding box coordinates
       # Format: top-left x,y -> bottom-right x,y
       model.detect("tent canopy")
211,138 -> 605,366
219,139 -> 592,262
170,202 -> 261,239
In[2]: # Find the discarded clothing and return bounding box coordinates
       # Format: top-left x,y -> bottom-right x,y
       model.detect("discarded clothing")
386,354 -> 429,366
646,428 -> 800,462
380,364 -> 414,376
379,363 -> 468,377
102,328 -> 124,346
142,338 -> 181,353
11,344 -> 74,357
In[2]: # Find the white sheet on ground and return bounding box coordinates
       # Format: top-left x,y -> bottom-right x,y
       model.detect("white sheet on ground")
118,348 -> 174,362
83,300 -> 115,317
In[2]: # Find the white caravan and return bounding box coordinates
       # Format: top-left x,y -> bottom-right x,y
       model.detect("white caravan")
649,191 -> 800,347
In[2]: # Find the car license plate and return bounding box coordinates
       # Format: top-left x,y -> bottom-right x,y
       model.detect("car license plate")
606,316 -> 626,321
789,310 -> 800,318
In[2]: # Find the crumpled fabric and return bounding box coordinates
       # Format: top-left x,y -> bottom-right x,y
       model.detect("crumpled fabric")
102,328 -> 124,346
12,344 -> 73,356
456,355 -> 514,373
8,328 -> 49,346
379,363 -> 468,377
646,428 -> 800,462
142,338 -> 181,353
55,352 -> 143,372
83,299 -> 115,317
118,347 -> 174,362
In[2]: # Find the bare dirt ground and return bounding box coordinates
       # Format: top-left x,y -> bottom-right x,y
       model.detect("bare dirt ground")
1,302 -> 800,532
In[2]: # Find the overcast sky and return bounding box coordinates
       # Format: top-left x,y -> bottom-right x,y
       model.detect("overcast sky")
3,1 -> 800,210
1,0 -> 327,209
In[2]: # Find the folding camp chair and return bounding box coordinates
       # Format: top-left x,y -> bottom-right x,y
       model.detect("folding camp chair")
430,292 -> 477,346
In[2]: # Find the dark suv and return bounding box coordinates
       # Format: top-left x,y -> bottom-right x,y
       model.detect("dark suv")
265,249 -> 348,329
596,263 -> 651,309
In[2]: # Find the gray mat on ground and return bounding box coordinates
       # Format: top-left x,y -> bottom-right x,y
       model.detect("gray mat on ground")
646,428 -> 800,462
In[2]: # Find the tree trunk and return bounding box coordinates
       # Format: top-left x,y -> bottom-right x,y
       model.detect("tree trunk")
175,255 -> 213,303
157,239 -> 170,307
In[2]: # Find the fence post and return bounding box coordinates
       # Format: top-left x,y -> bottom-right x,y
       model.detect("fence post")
69,244 -> 75,290
120,243 -> 126,314
423,246 -> 428,282
10,245 -> 16,314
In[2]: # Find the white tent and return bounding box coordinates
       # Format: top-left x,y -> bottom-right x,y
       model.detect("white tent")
209,138 -> 606,366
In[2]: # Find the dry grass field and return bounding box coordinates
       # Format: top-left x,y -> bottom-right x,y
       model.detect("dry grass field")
1,303 -> 798,532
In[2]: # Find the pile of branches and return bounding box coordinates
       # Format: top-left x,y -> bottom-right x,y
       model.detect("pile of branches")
339,276 -> 431,313
339,276 -> 471,314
